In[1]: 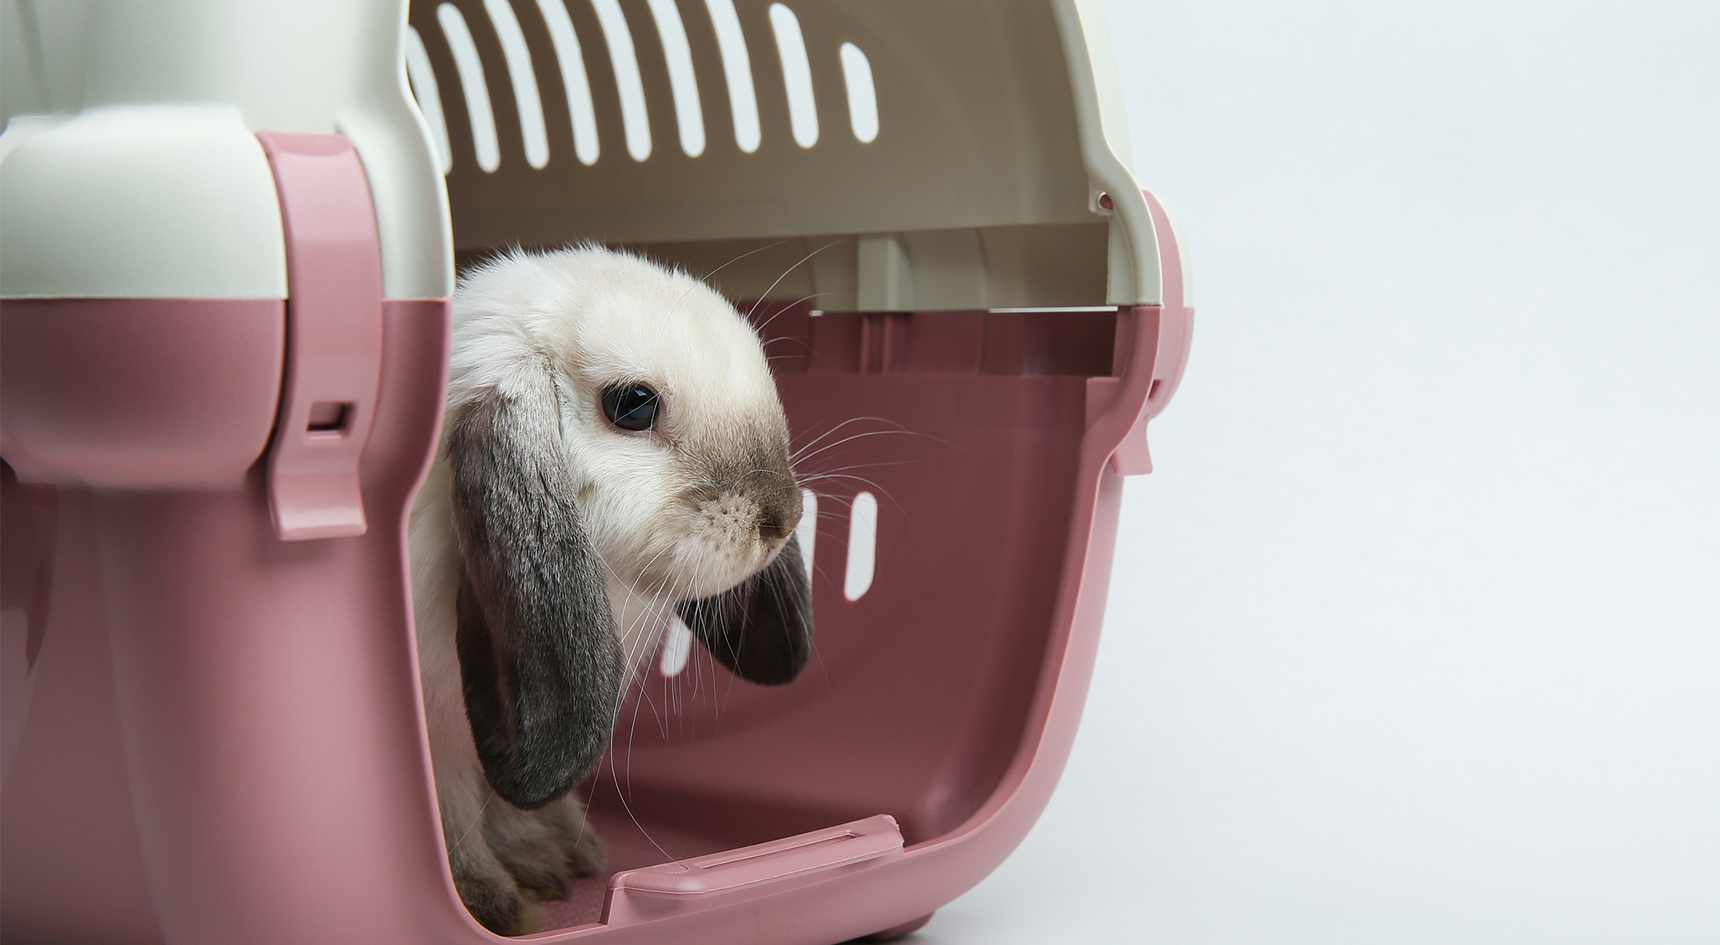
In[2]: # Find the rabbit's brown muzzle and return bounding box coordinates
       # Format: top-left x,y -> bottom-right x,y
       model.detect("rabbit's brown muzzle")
687,458 -> 802,550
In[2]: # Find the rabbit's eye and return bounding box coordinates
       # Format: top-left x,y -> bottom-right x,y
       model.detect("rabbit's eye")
602,383 -> 660,432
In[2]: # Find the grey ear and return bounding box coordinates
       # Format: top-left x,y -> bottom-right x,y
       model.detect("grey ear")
446,381 -> 624,810
677,535 -> 814,685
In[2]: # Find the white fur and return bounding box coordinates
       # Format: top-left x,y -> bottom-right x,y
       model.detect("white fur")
409,246 -> 796,882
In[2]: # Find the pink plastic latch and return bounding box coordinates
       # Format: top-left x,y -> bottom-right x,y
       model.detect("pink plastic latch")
604,815 -> 904,923
255,132 -> 384,540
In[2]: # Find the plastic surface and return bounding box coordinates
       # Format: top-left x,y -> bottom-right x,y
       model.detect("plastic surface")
610,815 -> 903,902
0,104 -> 289,299
1,0 -> 452,301
0,2 -> 1194,943
0,298 -> 285,488
1051,0 -> 1161,306
1,300 -> 455,945
857,913 -> 937,942
1106,189 -> 1195,475
0,300 -> 1187,945
257,132 -> 385,540
533,298 -> 1188,941
410,0 -> 1162,309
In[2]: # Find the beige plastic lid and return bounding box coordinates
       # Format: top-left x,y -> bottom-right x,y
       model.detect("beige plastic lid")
408,0 -> 1166,310
2,0 -> 1172,310
1,0 -> 451,301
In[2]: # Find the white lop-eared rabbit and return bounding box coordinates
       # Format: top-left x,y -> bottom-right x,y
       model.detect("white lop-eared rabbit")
409,246 -> 813,935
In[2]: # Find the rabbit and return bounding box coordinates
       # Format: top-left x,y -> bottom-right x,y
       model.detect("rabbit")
408,245 -> 815,935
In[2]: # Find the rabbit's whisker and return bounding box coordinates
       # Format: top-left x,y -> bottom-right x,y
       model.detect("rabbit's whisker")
790,428 -> 919,466
447,791 -> 493,855
745,238 -> 848,323
693,237 -> 795,295
787,415 -> 897,456
751,291 -> 827,333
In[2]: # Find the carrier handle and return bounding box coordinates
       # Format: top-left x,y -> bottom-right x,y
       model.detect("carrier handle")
255,132 -> 384,540
608,814 -> 904,904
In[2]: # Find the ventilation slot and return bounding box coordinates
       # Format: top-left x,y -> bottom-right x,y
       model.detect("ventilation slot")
405,26 -> 453,173
485,0 -> 549,168
425,1 -> 876,168
643,0 -> 705,157
838,42 -> 877,144
535,0 -> 600,165
704,0 -> 760,153
796,488 -> 818,582
843,491 -> 876,601
768,3 -> 818,149
659,614 -> 693,677
437,3 -> 501,172
590,0 -> 652,161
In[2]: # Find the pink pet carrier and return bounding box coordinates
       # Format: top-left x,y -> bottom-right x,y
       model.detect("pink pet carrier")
0,0 -> 1191,942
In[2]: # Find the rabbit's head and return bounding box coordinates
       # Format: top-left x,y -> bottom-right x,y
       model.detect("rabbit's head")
441,246 -> 813,809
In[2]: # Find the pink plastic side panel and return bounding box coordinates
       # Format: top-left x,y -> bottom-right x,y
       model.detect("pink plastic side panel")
857,912 -> 937,942
587,365 -> 1091,840
0,301 -> 460,945
0,299 -> 284,489
0,300 -> 1171,945
543,197 -> 1193,937
255,132 -> 385,541
2,214 -> 1190,944
0,487 -> 164,945
507,297 -> 1184,940
1,466 -> 56,779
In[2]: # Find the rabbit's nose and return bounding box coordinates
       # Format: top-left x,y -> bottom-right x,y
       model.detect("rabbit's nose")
758,514 -> 795,543
757,504 -> 801,544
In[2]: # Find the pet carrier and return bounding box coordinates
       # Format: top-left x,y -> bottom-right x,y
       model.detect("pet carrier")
0,0 -> 1191,942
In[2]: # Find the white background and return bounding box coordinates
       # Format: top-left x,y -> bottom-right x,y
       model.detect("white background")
926,1 -> 1719,942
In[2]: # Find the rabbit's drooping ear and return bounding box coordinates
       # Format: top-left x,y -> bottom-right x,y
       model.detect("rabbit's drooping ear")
677,535 -> 813,685
447,379 -> 624,810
